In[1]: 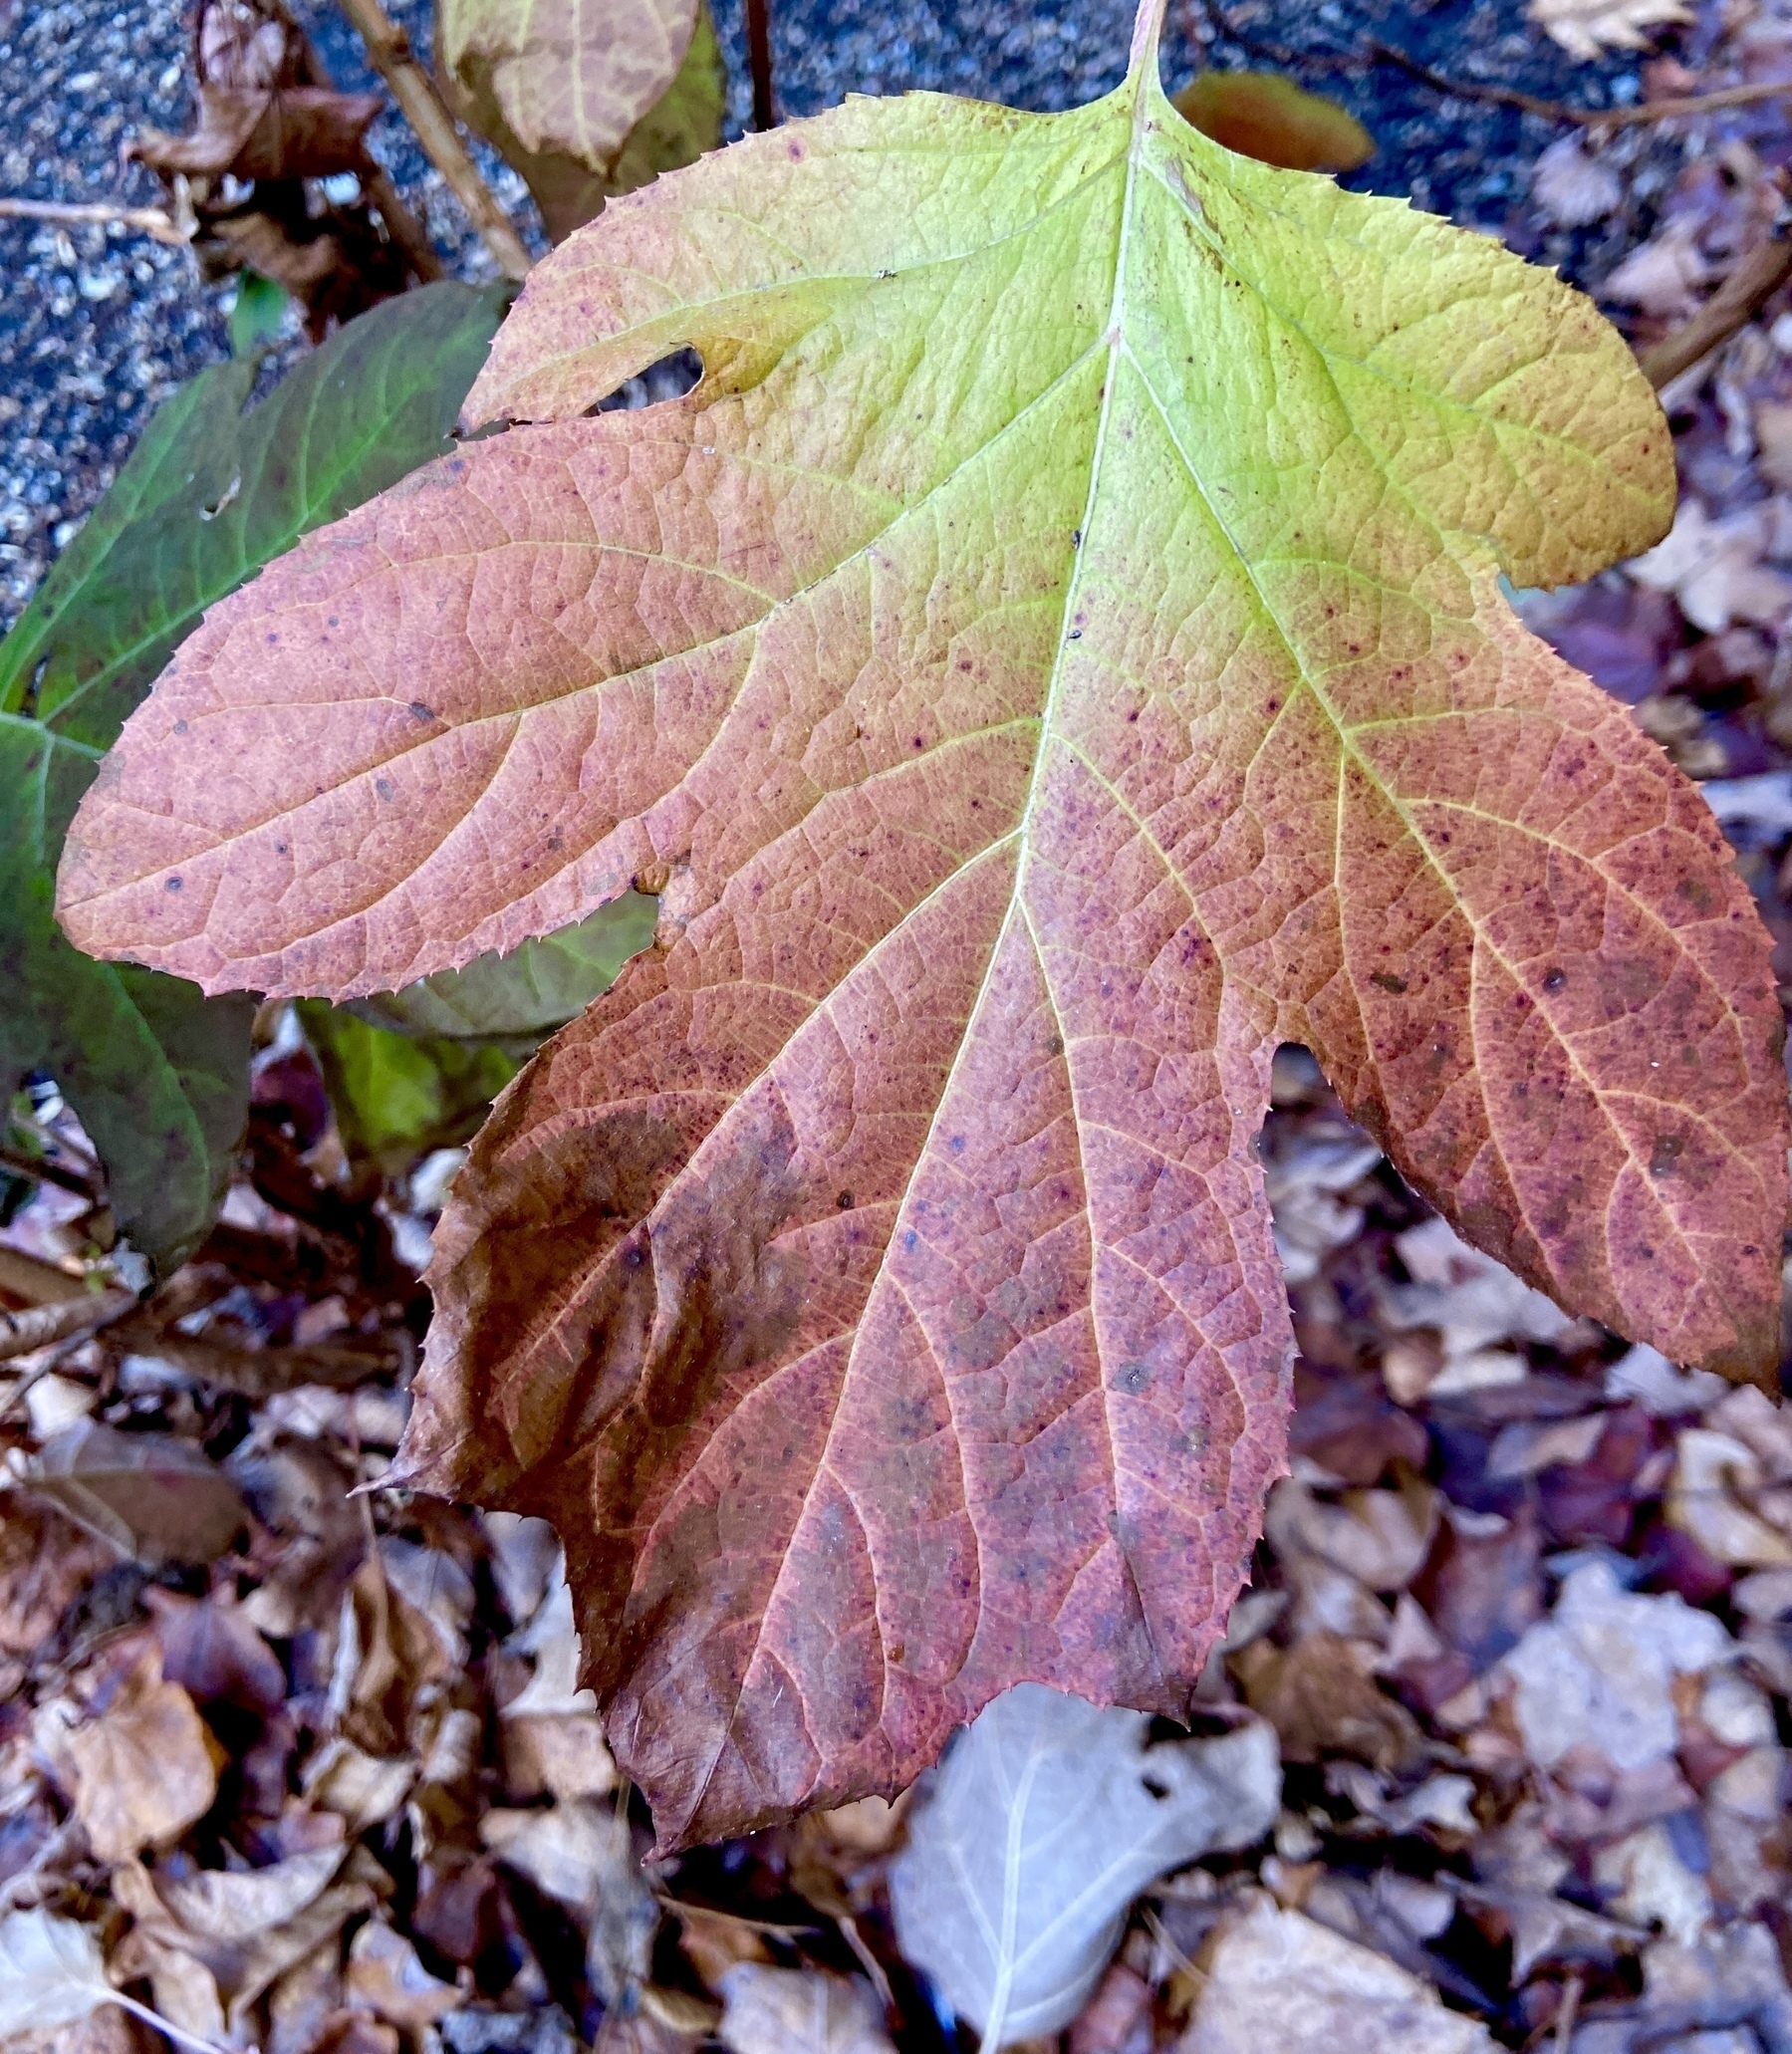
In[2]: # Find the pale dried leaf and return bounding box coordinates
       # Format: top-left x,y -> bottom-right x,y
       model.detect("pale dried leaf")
0,1911 -> 118,2036
1528,0 -> 1693,62
1496,1560 -> 1731,1772
1667,1429 -> 1792,1567
1181,1898 -> 1496,2052
37,1650 -> 220,1863
718,1965 -> 895,2054
890,1685 -> 1280,2045
1532,136 -> 1623,228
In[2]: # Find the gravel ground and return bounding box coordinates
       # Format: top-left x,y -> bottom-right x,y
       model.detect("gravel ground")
0,0 -> 1661,636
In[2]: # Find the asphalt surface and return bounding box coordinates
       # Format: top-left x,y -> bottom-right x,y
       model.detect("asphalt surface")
0,0 -> 1652,636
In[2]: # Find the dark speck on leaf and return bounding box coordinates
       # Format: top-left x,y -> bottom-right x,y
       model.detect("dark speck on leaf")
1543,968 -> 1567,992
165,876 -> 182,892
836,1190 -> 854,1210
408,701 -> 437,723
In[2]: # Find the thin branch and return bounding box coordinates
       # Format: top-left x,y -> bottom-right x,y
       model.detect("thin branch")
0,1143 -> 103,1201
360,160 -> 443,281
1187,0 -> 1792,130
0,1286 -> 136,1362
746,0 -> 776,130
1639,233 -> 1792,389
0,195 -> 188,246
332,0 -> 533,281
1367,40 -> 1792,128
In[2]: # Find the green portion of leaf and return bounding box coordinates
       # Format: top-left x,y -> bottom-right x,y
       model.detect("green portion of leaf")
0,282 -> 510,1265
350,895 -> 658,1039
0,717 -> 254,1267
230,270 -> 292,360
0,280 -> 510,752
299,1001 -> 521,1167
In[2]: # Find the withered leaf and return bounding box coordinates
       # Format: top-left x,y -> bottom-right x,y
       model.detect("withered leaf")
60,0 -> 1785,1847
889,1685 -> 1280,2045
37,1647 -> 222,1862
1171,71 -> 1374,174
439,0 -> 722,241
130,86 -> 383,183
20,1421 -> 246,1567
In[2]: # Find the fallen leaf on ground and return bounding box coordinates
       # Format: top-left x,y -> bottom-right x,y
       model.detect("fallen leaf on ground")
1627,498 -> 1792,634
1532,135 -> 1623,228
890,1684 -> 1280,2046
0,1911 -> 128,2036
36,1646 -> 221,1862
343,1921 -> 461,2034
1235,1632 -> 1426,1773
717,1964 -> 895,2054
1668,1427 -> 1792,1567
1179,1897 -> 1497,2052
19,1420 -> 246,1566
1528,0 -> 1694,62
480,1800 -> 656,2009
1497,1560 -> 1731,1773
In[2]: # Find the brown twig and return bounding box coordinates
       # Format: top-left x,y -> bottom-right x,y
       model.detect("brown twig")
0,1286 -> 136,1362
746,0 -> 776,130
331,0 -> 532,281
0,195 -> 188,245
358,159 -> 443,282
1368,40 -> 1792,128
1639,234 -> 1792,389
0,1143 -> 103,1202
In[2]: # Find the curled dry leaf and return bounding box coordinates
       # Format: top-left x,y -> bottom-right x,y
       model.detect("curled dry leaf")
59,0 -> 1784,1848
889,1684 -> 1280,2045
1531,136 -> 1623,231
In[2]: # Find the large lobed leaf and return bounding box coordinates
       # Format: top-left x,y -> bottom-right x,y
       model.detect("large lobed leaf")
59,1 -> 1786,1843
2,283 -> 506,1265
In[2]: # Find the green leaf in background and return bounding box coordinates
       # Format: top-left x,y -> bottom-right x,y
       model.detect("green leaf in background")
350,895 -> 657,1039
299,1004 -> 522,1170
0,282 -> 510,1267
229,269 -> 292,360
306,897 -> 658,1169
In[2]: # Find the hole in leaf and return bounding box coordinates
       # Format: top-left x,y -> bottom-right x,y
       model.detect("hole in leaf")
591,349 -> 703,416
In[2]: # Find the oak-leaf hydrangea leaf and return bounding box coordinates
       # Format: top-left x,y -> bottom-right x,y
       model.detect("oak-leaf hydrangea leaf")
57,0 -> 1786,1848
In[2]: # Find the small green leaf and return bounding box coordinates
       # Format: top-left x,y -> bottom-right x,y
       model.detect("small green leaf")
299,1002 -> 522,1167
229,269 -> 291,360
351,896 -> 658,1039
0,282 -> 510,1265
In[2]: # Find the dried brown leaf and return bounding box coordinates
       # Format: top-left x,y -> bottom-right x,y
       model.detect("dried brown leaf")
20,1420 -> 245,1567
36,1648 -> 221,1863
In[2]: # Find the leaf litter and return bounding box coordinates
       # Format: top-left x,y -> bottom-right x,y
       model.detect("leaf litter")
10,1 -> 1792,2051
